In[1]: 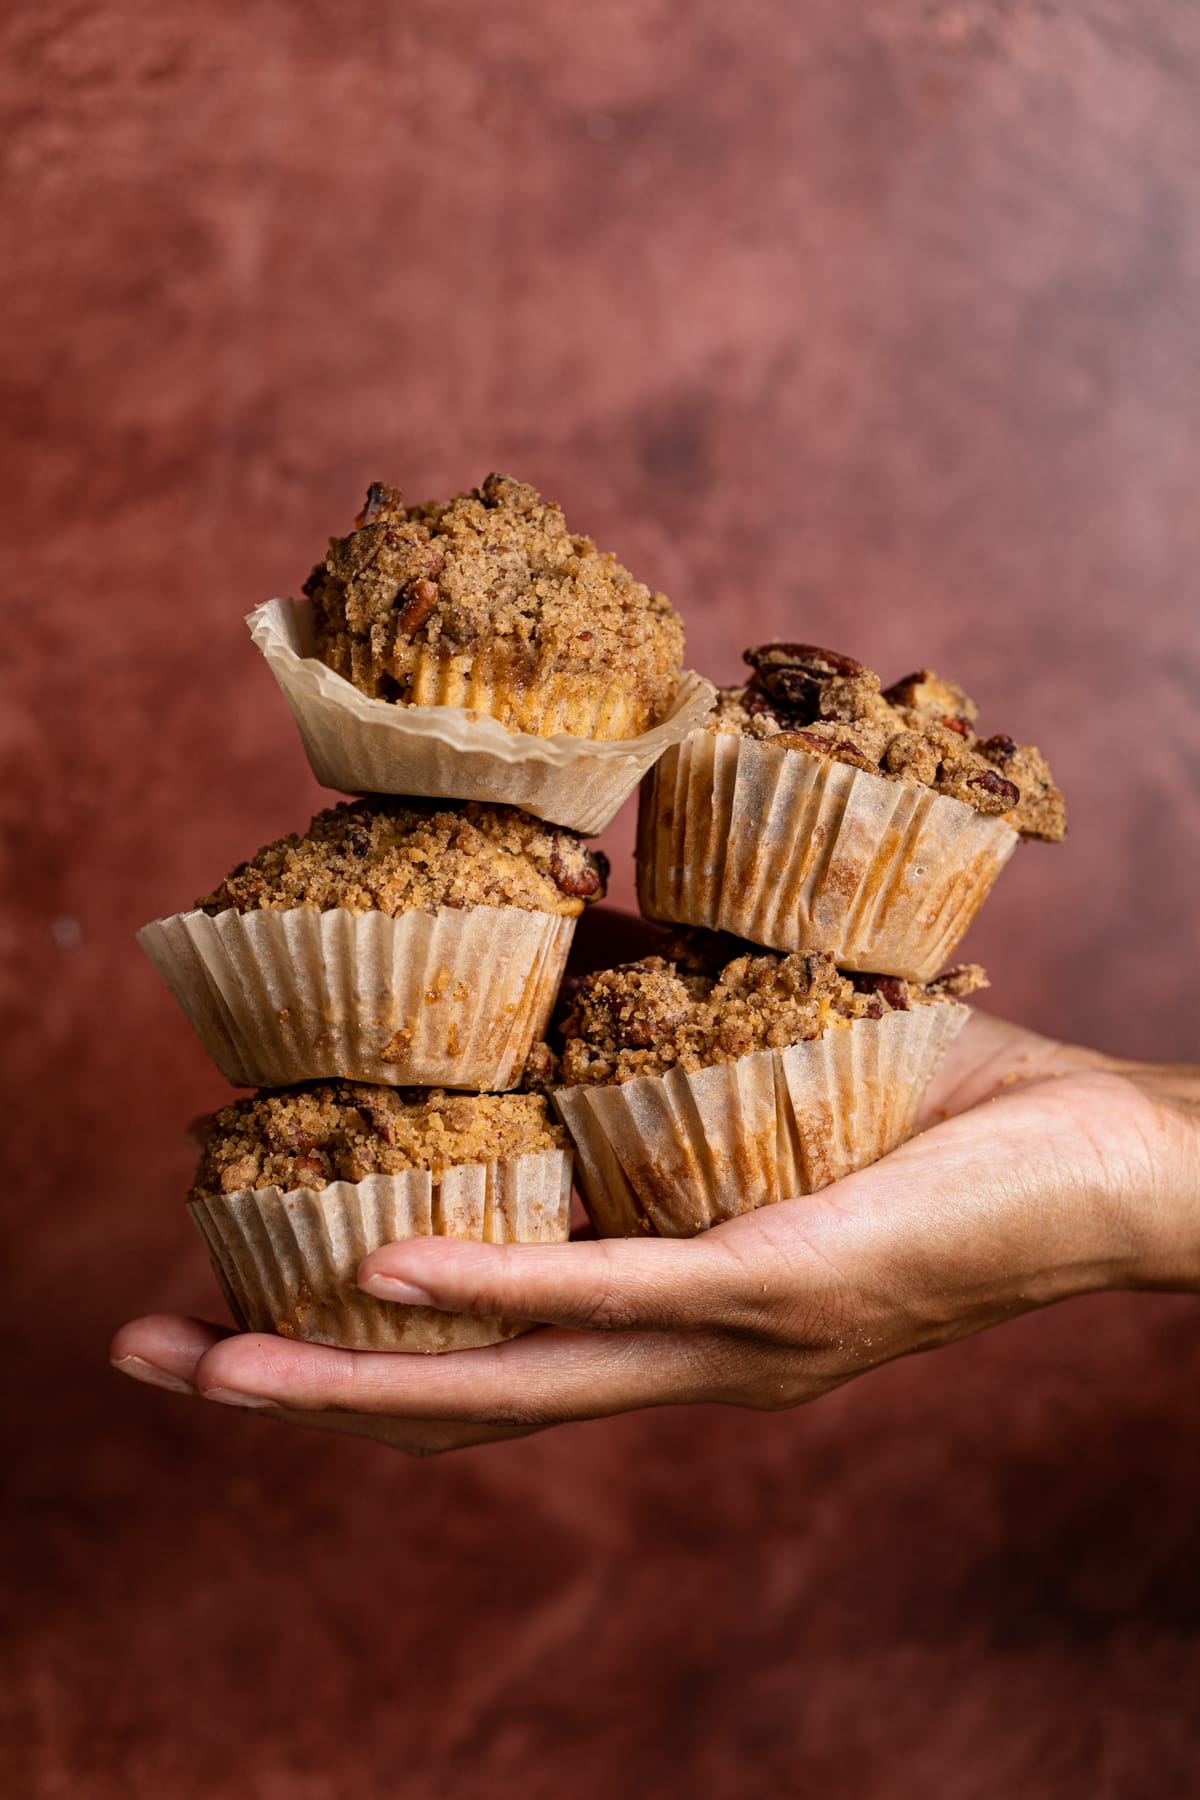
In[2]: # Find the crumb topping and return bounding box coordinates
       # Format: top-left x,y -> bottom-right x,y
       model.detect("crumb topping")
537,946 -> 987,1086
305,474 -> 684,731
191,1081 -> 564,1197
711,645 -> 1065,840
197,798 -> 608,919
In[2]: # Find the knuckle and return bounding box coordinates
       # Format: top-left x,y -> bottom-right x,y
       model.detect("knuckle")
576,1287 -> 638,1332
572,1244 -> 638,1332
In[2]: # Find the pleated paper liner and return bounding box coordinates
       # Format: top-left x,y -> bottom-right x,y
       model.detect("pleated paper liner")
188,1149 -> 573,1352
554,1002 -> 967,1238
138,905 -> 575,1091
249,597 -> 715,836
637,731 -> 1018,982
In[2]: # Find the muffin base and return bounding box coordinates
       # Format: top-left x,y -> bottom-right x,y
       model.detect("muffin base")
249,597 -> 715,836
637,731 -> 1018,982
554,1003 -> 967,1238
188,1149 -> 573,1352
138,904 -> 575,1091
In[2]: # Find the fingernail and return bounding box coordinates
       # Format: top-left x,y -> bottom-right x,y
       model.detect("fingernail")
360,1272 -> 435,1306
202,1387 -> 280,1411
112,1355 -> 193,1396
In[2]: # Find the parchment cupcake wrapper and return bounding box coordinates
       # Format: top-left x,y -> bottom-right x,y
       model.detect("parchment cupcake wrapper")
138,905 -> 576,1090
553,1003 -> 967,1238
636,731 -> 1018,982
249,597 -> 716,836
188,1150 -> 573,1352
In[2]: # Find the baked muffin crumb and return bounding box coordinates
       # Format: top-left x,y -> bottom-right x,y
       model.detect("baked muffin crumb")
712,644 -> 1065,840
543,949 -> 987,1086
305,474 -> 684,735
191,1082 -> 563,1197
198,798 -> 608,920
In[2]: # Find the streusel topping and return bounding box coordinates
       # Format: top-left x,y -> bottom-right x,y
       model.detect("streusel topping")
191,1082 -> 564,1197
712,645 -> 1065,840
198,798 -> 608,920
305,474 -> 684,731
538,945 -> 987,1087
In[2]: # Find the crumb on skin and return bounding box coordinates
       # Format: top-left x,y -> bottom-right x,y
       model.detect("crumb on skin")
711,646 -> 1065,840
197,797 -> 608,920
191,1081 -> 564,1198
534,947 -> 987,1087
305,473 -> 684,734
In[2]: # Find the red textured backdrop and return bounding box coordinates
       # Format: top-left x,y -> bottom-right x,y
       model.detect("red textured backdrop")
5,4 -> 1200,1795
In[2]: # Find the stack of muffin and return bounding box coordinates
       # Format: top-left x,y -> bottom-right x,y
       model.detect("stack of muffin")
140,476 -> 1065,1351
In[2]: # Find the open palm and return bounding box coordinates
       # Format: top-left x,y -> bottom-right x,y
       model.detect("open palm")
112,1010 -> 1200,1454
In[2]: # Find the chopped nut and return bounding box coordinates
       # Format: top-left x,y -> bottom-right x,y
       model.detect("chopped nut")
969,767 -> 1020,810
850,973 -> 911,1012
549,841 -> 609,899
355,482 -> 406,528
979,733 -> 1017,764
392,577 -> 440,641
773,729 -> 877,770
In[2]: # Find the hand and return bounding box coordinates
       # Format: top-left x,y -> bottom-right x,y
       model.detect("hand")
112,1012 -> 1200,1452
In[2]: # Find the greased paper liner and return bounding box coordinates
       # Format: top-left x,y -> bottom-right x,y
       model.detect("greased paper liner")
637,732 -> 1018,982
139,904 -> 575,1091
188,1149 -> 573,1352
554,1004 -> 967,1238
249,597 -> 716,835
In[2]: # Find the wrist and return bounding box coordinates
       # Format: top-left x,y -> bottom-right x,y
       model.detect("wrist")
1096,1063 -> 1200,1293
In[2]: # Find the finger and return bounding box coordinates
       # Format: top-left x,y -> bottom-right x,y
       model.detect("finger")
356,1229 -> 772,1334
110,1313 -> 235,1394
111,1314 -> 543,1454
193,1324 -> 731,1426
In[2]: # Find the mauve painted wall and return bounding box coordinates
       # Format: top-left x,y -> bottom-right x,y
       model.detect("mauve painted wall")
5,4 -> 1200,1796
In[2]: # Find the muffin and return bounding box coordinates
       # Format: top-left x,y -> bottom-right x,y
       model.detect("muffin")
637,644 -> 1066,981
307,474 -> 684,737
188,1082 -> 572,1352
541,943 -> 985,1238
138,798 -> 607,1091
247,477 -> 716,834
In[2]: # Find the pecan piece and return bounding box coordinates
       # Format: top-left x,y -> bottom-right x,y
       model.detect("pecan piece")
549,842 -> 608,900
968,767 -> 1020,810
743,643 -> 867,717
773,729 -> 877,770
979,733 -> 1017,765
355,482 -> 406,528
745,643 -> 865,680
851,973 -> 910,1012
741,679 -> 781,721
393,577 -> 440,640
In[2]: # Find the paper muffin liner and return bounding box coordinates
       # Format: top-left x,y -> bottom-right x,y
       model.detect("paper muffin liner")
138,904 -> 575,1091
554,1003 -> 967,1238
188,1149 -> 573,1352
637,731 -> 1018,982
249,597 -> 715,836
